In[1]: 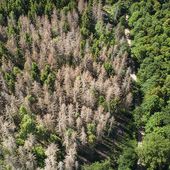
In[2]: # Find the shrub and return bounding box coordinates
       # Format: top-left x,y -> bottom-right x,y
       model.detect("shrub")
82,159 -> 113,170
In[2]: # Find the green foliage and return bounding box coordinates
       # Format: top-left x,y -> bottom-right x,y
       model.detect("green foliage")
49,134 -> 61,143
15,48 -> 25,68
13,66 -> 21,75
3,67 -> 20,93
0,42 -> 8,57
62,20 -> 70,33
104,62 -> 115,76
88,134 -> 96,144
66,128 -> 74,137
87,123 -> 96,134
129,2 -> 170,170
36,124 -> 48,140
19,105 -> 27,118
0,14 -> 5,25
0,0 -> 169,169
40,64 -> 55,90
137,131 -> 170,170
81,6 -> 94,39
41,65 -> 51,82
80,27 -> 90,39
162,75 -> 170,97
145,112 -> 170,133
24,33 -> 32,47
45,2 -> 53,17
31,62 -> 40,81
32,145 -> 46,168
91,20 -> 115,58
16,138 -> 25,146
109,99 -> 120,112
117,140 -> 137,170
143,94 -> 163,112
45,72 -> 56,90
104,1 -> 126,24
98,95 -> 105,105
87,123 -> 96,144
7,14 -> 17,36
36,124 -> 61,143
130,0 -> 170,126
91,39 -> 100,57
19,114 -> 36,139
26,94 -> 37,104
80,39 -> 86,56
4,71 -> 15,92
0,0 -> 76,22
82,159 -> 113,170
95,21 -> 104,36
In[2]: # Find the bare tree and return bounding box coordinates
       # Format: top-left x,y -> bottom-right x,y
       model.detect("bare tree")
24,134 -> 35,151
64,144 -> 77,170
78,0 -> 86,13
44,143 -> 59,170
80,127 -> 87,145
58,161 -> 64,170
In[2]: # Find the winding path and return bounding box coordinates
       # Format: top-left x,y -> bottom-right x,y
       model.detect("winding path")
124,15 -> 132,47
124,15 -> 145,170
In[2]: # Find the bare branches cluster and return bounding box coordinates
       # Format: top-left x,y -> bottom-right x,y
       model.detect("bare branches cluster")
0,2 -> 133,169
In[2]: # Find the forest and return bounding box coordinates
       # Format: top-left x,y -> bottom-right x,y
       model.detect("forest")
0,0 -> 169,170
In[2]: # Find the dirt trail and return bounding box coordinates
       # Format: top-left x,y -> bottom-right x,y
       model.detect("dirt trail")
125,15 -> 145,170
125,15 -> 132,46
124,15 -> 137,82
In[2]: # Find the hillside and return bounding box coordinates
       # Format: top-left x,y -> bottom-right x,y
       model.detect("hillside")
0,0 -> 169,170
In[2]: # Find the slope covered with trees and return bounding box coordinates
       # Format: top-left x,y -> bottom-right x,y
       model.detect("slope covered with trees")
129,1 -> 170,170
0,0 -> 169,170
